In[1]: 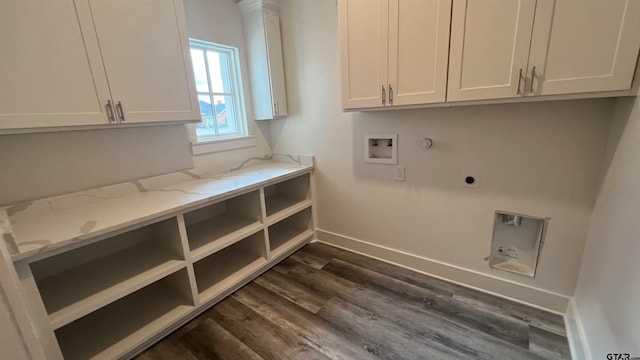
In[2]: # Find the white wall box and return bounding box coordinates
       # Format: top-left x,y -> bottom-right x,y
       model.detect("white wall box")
239,0 -> 288,120
490,211 -> 547,277
4,165 -> 313,359
448,0 -> 640,102
365,134 -> 398,164
339,0 -> 452,109
0,0 -> 200,131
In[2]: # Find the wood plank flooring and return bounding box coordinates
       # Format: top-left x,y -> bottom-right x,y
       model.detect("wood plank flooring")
136,243 -> 571,360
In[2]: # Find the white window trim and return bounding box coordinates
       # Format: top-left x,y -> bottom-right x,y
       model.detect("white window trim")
189,38 -> 249,143
191,135 -> 257,155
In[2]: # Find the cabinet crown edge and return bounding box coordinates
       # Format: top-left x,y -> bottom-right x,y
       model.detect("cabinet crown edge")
237,0 -> 282,14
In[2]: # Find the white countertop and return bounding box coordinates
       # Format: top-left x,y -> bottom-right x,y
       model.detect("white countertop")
1,156 -> 313,262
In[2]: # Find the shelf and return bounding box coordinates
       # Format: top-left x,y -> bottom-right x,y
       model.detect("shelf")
184,190 -> 262,260
265,197 -> 312,225
264,174 -> 310,218
55,269 -> 193,360
268,207 -> 313,257
271,229 -> 314,259
29,218 -> 185,329
41,244 -> 184,329
187,214 -> 263,262
194,231 -> 267,303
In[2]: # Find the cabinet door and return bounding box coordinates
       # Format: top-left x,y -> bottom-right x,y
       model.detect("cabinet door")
85,0 -> 200,123
528,0 -> 640,96
388,0 -> 451,105
0,0 -> 112,130
264,12 -> 288,117
447,0 -> 536,101
339,0 -> 389,109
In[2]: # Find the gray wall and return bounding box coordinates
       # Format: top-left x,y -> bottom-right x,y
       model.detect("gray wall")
270,0 -> 616,299
0,126 -> 193,206
573,97 -> 640,358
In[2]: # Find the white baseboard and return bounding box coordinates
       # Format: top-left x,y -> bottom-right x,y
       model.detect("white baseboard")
565,298 -> 590,360
315,228 -> 570,314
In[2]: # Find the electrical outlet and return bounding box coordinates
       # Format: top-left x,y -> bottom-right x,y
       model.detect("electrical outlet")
394,166 -> 405,181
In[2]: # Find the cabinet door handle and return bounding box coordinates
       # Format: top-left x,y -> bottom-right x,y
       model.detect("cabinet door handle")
389,84 -> 393,105
529,66 -> 536,94
274,102 -> 279,116
116,101 -> 126,122
517,68 -> 523,95
382,85 -> 386,106
106,100 -> 116,123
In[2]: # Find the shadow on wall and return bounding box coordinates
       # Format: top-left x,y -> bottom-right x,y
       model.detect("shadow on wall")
351,99 -> 615,208
595,96 -> 634,192
0,125 -> 194,206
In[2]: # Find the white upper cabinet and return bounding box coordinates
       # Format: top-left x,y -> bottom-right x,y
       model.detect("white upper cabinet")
340,0 -> 389,109
388,0 -> 452,106
528,0 -> 640,96
84,0 -> 199,124
239,0 -> 289,120
340,0 -> 451,109
264,12 -> 288,118
0,0 -> 199,131
0,0 -> 112,129
448,0 -> 536,102
448,0 -> 640,102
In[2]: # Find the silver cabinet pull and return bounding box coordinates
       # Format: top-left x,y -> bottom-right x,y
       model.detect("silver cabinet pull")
116,101 -> 125,122
382,85 -> 386,106
106,100 -> 116,123
274,102 -> 279,116
517,68 -> 523,95
530,66 -> 536,94
389,84 -> 393,105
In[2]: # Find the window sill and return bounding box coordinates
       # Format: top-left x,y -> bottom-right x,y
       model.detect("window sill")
191,135 -> 257,155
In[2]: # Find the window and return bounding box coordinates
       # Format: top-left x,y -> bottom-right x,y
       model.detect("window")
189,39 -> 247,141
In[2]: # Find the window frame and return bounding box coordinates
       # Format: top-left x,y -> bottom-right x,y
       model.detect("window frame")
189,39 -> 248,142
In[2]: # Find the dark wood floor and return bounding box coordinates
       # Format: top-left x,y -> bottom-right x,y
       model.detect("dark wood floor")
136,243 -> 571,360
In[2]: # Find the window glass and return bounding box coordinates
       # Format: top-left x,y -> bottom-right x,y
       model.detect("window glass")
190,49 -> 209,93
189,39 -> 247,141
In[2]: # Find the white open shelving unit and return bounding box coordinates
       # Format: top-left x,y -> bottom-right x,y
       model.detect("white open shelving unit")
17,170 -> 314,360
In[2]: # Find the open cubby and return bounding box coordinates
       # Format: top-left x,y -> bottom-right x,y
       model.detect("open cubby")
193,231 -> 267,302
264,174 -> 310,218
268,207 -> 313,257
54,269 -> 193,360
184,190 -> 262,260
29,218 -> 185,329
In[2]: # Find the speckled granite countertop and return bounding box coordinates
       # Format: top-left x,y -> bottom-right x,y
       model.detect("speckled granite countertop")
0,154 -> 313,262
